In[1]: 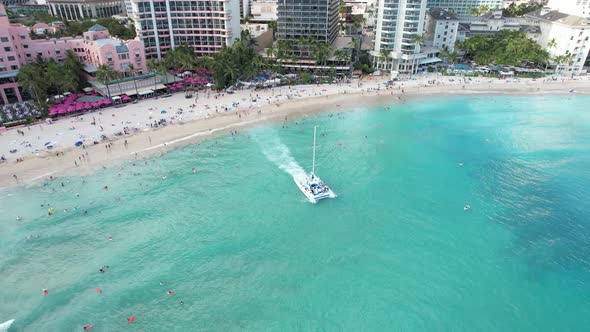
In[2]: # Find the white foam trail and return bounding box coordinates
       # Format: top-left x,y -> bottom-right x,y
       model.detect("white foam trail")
255,131 -> 307,182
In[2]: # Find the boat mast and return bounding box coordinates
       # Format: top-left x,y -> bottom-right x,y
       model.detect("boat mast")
312,126 -> 317,174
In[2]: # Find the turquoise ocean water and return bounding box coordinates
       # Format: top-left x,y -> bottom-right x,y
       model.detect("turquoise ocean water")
1,95 -> 590,331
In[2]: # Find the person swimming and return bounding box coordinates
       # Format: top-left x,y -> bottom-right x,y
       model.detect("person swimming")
167,290 -> 174,296
464,205 -> 471,211
83,325 -> 93,330
43,289 -> 49,296
159,281 -> 166,285
99,265 -> 110,273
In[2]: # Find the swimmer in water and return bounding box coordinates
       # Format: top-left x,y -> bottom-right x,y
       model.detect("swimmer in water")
160,281 -> 166,285
16,216 -> 22,221
192,168 -> 197,173
43,289 -> 49,296
167,290 -> 174,296
103,186 -> 109,190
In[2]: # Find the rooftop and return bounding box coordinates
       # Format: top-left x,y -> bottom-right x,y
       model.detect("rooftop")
88,24 -> 107,32
428,8 -> 458,21
527,9 -> 589,27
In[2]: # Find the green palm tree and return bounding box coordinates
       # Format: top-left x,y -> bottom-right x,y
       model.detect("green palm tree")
17,63 -> 47,106
379,48 -> 391,70
239,30 -> 257,48
46,60 -> 63,96
63,50 -> 83,91
96,64 -> 115,98
147,58 -> 159,92
413,34 -> 425,51
333,49 -> 351,65
127,63 -> 139,97
155,61 -> 169,87
312,42 -> 332,70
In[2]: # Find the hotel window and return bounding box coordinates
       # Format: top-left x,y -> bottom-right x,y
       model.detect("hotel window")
11,65 -> 18,70
4,47 -> 11,52
0,37 -> 8,42
24,44 -> 29,49
20,34 -> 26,40
8,56 -> 15,61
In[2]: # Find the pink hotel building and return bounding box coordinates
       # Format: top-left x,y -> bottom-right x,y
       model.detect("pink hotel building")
128,0 -> 240,59
0,4 -> 147,104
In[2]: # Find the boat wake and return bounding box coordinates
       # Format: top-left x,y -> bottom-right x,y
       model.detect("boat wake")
255,132 -> 307,183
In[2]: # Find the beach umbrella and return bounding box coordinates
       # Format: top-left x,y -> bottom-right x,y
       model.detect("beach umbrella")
75,141 -> 83,147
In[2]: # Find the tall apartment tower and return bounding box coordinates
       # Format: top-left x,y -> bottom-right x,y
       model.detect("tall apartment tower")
547,0 -> 590,18
374,0 -> 428,73
426,0 -> 502,17
240,0 -> 250,19
129,0 -> 240,60
277,0 -> 339,56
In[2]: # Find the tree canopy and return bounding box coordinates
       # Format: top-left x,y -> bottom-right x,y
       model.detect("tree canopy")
455,30 -> 549,66
502,3 -> 543,17
17,50 -> 84,107
212,32 -> 265,88
66,19 -> 136,40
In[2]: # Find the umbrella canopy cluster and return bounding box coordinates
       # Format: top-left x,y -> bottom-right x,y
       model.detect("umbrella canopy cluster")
174,68 -> 213,76
48,93 -> 132,117
182,76 -> 211,86
1,101 -> 43,125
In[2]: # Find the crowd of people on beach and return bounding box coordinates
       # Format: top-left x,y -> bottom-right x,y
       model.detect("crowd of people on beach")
2,73 -> 589,185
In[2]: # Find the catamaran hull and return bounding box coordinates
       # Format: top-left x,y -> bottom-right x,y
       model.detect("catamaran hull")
295,178 -> 336,204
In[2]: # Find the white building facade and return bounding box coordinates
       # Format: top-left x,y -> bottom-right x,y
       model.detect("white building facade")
373,0 -> 440,73
426,0 -> 502,17
425,7 -> 459,51
526,9 -> 590,74
250,0 -> 277,22
547,0 -> 590,18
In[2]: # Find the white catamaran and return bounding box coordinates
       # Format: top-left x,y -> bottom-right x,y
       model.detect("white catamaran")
295,126 -> 336,203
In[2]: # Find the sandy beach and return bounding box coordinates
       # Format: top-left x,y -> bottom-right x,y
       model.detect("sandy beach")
1,73 -> 589,187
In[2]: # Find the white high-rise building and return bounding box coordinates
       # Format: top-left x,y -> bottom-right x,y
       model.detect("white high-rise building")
240,0 -> 251,19
129,0 -> 240,60
373,0 -> 439,74
547,0 -> 590,18
526,8 -> 590,74
426,0 -> 502,17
